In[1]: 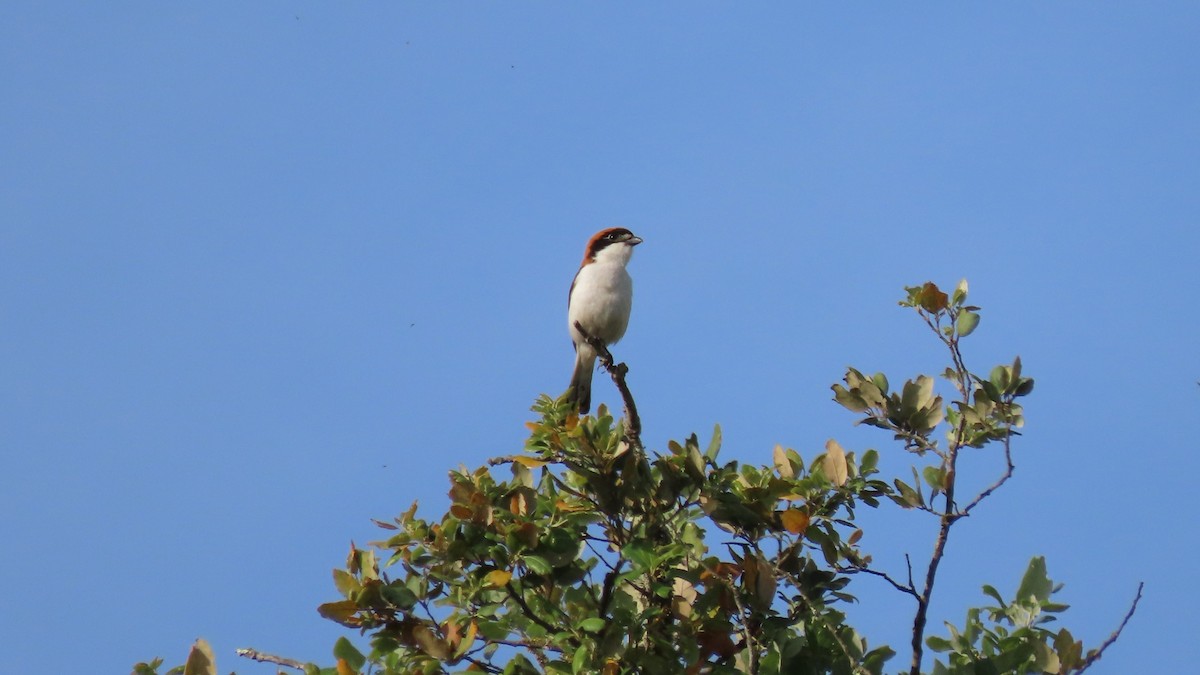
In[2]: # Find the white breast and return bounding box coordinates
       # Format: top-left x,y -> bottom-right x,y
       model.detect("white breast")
568,260 -> 634,346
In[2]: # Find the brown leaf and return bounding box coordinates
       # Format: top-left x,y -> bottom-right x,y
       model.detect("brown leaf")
918,281 -> 949,312
443,618 -> 462,649
510,491 -> 528,516
513,522 -> 539,548
698,624 -> 738,660
412,623 -> 452,660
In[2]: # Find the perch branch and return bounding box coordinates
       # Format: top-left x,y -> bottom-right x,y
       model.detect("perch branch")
573,320 -> 642,449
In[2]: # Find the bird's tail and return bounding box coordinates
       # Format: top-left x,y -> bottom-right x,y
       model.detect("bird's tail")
567,349 -> 595,415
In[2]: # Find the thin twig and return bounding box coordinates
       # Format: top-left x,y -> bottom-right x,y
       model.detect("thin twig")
960,433 -> 1015,516
235,648 -> 307,671
726,575 -> 760,674
573,321 -> 642,449
1076,582 -> 1144,673
486,637 -> 564,654
841,563 -> 919,598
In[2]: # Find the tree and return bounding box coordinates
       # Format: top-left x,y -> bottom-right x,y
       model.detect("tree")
137,281 -> 1140,675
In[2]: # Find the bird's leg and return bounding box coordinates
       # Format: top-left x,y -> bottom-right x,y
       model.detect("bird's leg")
573,321 -> 615,371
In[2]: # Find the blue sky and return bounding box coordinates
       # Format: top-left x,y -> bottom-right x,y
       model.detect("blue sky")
2,3 -> 1197,673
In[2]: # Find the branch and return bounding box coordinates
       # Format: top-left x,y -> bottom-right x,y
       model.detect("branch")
460,654 -> 503,674
485,637 -> 564,654
909,334 -> 971,675
840,562 -> 918,599
725,575 -> 760,674
960,431 -> 1015,516
573,321 -> 642,449
505,582 -> 561,636
1076,582 -> 1144,673
235,648 -> 307,671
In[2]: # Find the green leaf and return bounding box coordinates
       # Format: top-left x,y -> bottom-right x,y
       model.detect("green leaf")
577,617 -> 607,633
1014,378 -> 1035,397
832,383 -> 869,412
623,542 -> 655,572
706,424 -> 722,460
860,449 -> 879,474
1016,556 -> 1053,603
872,372 -> 889,394
926,635 -> 953,652
382,581 -> 418,609
332,636 -> 366,672
572,645 -> 589,674
523,555 -> 553,575
332,568 -> 359,597
989,365 -> 1012,393
955,310 -> 980,337
922,465 -> 945,493
981,584 -> 1006,607
893,480 -> 922,509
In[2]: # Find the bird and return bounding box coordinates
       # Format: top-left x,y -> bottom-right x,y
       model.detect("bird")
566,227 -> 643,415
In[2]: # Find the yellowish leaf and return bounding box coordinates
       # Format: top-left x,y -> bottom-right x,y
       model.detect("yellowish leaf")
456,620 -> 478,658
317,600 -> 361,627
183,638 -> 216,675
512,455 -> 549,468
823,439 -> 848,486
336,658 -> 354,675
779,508 -> 810,534
484,569 -> 513,588
773,444 -> 794,479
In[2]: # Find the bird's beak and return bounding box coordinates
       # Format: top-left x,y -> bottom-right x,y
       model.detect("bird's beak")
628,235 -> 644,246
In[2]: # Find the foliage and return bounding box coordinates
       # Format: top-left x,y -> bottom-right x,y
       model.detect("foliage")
138,281 -> 1137,675
928,557 -> 1095,674
317,399 -> 895,674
